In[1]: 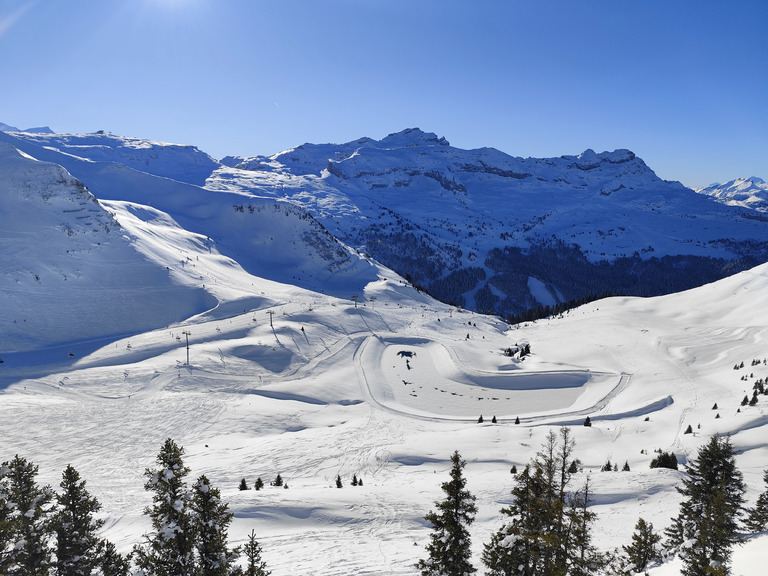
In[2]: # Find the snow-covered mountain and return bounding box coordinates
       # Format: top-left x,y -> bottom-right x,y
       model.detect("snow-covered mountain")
219,128 -> 768,317
697,177 -> 768,213
4,126 -> 767,322
1,124 -> 768,575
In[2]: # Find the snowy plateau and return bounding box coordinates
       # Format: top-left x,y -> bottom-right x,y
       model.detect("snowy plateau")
1,125 -> 768,575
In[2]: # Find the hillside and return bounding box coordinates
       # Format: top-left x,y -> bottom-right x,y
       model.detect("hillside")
1,126 -> 768,575
2,205 -> 768,574
0,143 -> 215,355
3,127 -> 767,320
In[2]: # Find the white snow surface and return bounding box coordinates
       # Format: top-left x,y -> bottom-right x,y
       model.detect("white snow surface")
1,132 -> 768,575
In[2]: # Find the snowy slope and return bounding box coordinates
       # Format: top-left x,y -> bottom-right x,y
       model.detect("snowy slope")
0,130 -> 379,300
6,126 -> 768,320
697,177 -> 768,212
2,216 -> 768,575
2,124 -> 768,574
0,143 -> 215,355
214,129 -> 768,316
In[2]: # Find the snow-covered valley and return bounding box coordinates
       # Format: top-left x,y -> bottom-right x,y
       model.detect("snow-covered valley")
1,128 -> 767,575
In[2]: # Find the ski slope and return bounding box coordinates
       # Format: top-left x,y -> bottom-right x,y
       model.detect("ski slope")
1,132 -> 767,575
2,244 -> 768,574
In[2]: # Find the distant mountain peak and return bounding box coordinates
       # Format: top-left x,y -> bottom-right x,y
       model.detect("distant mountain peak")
378,128 -> 450,148
0,121 -> 54,134
697,175 -> 768,212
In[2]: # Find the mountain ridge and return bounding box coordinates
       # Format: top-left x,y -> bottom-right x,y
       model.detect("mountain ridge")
3,124 -> 767,320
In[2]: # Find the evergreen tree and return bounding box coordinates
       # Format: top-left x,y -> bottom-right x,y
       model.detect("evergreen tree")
134,438 -> 196,576
566,477 -> 604,576
254,478 -> 264,491
0,455 -> 54,576
583,417 -> 591,427
191,475 -> 239,576
99,540 -> 130,576
649,451 -> 678,470
416,451 -> 477,576
622,461 -> 630,472
483,464 -> 546,576
335,475 -> 343,489
241,530 -> 270,576
515,416 -> 520,425
665,435 -> 745,576
54,464 -> 105,576
271,474 -> 283,487
622,517 -> 660,573
0,464 -> 14,574
746,468 -> 768,532
483,428 -> 596,576
238,478 -> 249,491
351,474 -> 359,487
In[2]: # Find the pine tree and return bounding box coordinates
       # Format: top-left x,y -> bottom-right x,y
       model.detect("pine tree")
622,517 -> 660,573
567,476 -> 604,576
335,475 -> 343,489
134,438 -> 196,576
483,464 -> 546,576
746,468 -> 768,532
271,474 -> 283,487
0,455 -> 54,576
416,451 -> 477,576
665,435 -> 745,576
583,416 -> 591,427
98,540 -> 130,576
191,475 -> 239,576
483,428 -> 595,576
622,461 -> 630,472
254,477 -> 264,491
54,464 -> 105,576
351,474 -> 359,487
649,451 -> 678,470
514,416 -> 520,425
241,530 -> 270,576
238,478 -> 249,491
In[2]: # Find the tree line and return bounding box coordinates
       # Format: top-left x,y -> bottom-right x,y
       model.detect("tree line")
418,429 -> 768,576
0,439 -> 269,576
5,432 -> 768,576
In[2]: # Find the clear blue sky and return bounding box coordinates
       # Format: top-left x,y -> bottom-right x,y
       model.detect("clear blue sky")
1,0 -> 766,188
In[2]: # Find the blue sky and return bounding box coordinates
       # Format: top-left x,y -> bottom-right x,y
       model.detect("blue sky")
1,0 -> 765,188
